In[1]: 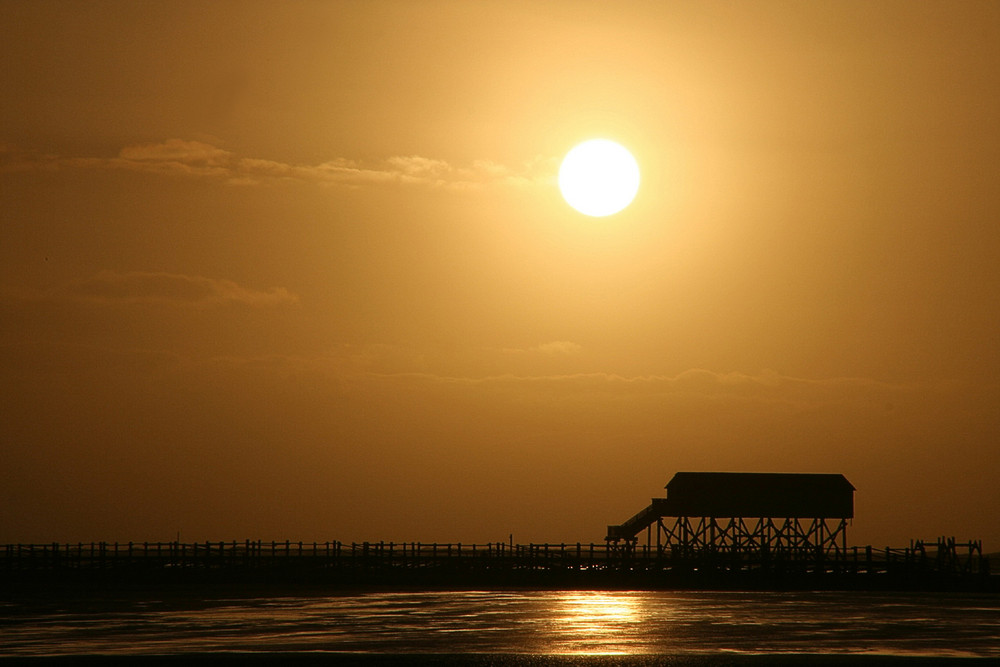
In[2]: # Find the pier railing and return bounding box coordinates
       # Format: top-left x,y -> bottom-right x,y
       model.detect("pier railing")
0,538 -> 989,579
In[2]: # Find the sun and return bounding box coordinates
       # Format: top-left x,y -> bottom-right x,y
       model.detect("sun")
558,139 -> 640,217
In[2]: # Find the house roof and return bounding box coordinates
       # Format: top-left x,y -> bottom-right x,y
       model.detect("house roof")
662,472 -> 855,518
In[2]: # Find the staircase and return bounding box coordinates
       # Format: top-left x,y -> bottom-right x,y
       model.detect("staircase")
606,498 -> 671,541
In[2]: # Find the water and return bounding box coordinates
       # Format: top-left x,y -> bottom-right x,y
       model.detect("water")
2,590 -> 999,659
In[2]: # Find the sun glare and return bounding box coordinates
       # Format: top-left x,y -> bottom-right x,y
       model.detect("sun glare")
558,139 -> 640,217
553,593 -> 641,654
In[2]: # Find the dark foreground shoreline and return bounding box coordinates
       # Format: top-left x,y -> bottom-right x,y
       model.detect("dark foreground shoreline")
1,654 -> 1000,666
3,567 -> 998,603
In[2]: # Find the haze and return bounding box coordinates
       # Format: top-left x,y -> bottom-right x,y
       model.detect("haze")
2,1 -> 998,549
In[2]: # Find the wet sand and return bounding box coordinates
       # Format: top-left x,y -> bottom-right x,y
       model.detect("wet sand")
1,653 -> 999,666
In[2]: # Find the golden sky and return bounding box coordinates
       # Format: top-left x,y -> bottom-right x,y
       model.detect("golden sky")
2,1 -> 999,548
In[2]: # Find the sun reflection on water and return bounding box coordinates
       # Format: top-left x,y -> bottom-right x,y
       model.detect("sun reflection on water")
551,592 -> 643,655
6,590 -> 1000,658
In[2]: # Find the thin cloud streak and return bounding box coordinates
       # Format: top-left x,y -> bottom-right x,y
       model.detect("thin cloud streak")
23,270 -> 299,308
200,343 -> 914,408
502,341 -> 584,356
1,140 -> 556,189
361,367 -> 921,411
367,367 -> 910,389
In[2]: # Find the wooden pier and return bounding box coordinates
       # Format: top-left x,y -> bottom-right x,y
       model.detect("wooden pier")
7,474 -> 988,593
1,537 -> 992,593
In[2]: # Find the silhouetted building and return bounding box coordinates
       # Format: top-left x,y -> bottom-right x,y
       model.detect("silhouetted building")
607,472 -> 855,557
663,472 -> 854,519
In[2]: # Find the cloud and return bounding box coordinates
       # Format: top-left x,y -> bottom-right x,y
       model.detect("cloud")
2,140 -> 555,189
235,342 -> 909,414
0,144 -> 61,173
503,341 -> 583,356
118,139 -> 232,165
48,270 -> 298,308
363,367 -> 916,411
534,341 -> 583,355
386,155 -> 451,178
193,340 -> 912,414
